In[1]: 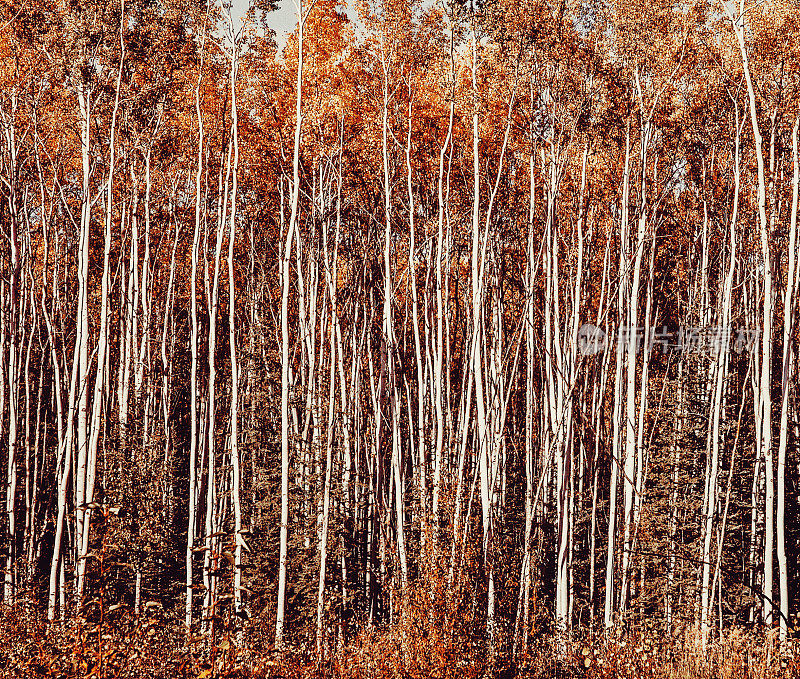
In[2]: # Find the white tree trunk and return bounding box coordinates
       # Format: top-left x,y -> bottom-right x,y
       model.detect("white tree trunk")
776,114 -> 799,640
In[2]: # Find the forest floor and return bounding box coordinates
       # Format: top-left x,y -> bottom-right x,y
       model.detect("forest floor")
1,606 -> 799,679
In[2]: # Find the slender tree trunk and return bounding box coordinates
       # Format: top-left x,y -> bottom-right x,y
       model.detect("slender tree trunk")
225,30 -> 244,619
725,0 -> 774,625
186,10 -> 208,630
776,114 -> 799,640
277,0 -> 310,646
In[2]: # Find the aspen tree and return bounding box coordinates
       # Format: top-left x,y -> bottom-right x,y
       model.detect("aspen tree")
202,138 -> 233,627
73,73 -> 93,614
45,284 -> 73,620
161,218 -> 180,523
462,5 -> 498,650
223,6 -> 244,618
556,140 -> 588,633
724,0 -> 774,624
277,0 -> 317,646
406,90 -> 428,549
700,102 -> 741,645
514,97 -> 538,654
187,1 -> 209,631
318,140 -> 346,653
776,113 -> 799,640
76,1 -> 125,604
620,71 -> 651,616
589,239 -> 612,622
432,14 -> 454,532
23,299 -> 42,591
329,128 -> 352,630
48,50 -> 97,620
605,122 -> 632,630
315,308 -> 335,656
375,11 -> 408,589
0,91 -> 20,603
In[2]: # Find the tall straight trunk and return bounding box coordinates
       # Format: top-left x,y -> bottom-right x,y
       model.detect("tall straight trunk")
590,240 -> 612,624
316,316 -> 335,656
556,140 -> 587,632
329,132 -> 352,635
723,0 -> 773,624
161,220 -> 180,525
44,288 -> 72,620
746,274 -> 763,624
277,0 -> 309,646
514,136 -> 537,656
77,6 -> 124,602
776,114 -> 799,640
406,94 -> 428,549
1,93 -> 20,603
378,43 -> 407,590
73,80 -> 93,613
135,145 -> 154,410
476,49 -> 519,649
700,106 -> 741,644
605,122 -> 631,629
620,113 -> 650,615
226,32 -> 243,616
187,10 -> 208,630
119,167 -> 139,438
318,149 -> 345,651
24,306 -> 42,591
465,14 -> 496,651
432,25 -> 454,533
202,139 -> 232,629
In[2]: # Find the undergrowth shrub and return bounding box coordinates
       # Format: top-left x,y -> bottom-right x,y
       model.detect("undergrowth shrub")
1,601 -> 798,678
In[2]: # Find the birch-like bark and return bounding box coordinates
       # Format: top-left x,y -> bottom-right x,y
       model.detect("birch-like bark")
620,101 -> 650,615
186,8 -> 208,631
277,0 -> 312,646
315,315 -> 335,656
776,114 -> 799,640
726,2 -> 773,624
225,18 -> 243,617
514,131 -> 537,656
700,104 -> 741,645
0,93 -> 20,603
406,92 -> 428,550
202,137 -> 232,630
377,35 -> 407,589
605,122 -> 631,629
432,18 -> 454,535
77,3 -> 124,603
73,77 -> 93,613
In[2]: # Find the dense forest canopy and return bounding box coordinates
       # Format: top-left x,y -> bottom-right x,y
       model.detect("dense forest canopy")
1,0 -> 800,676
